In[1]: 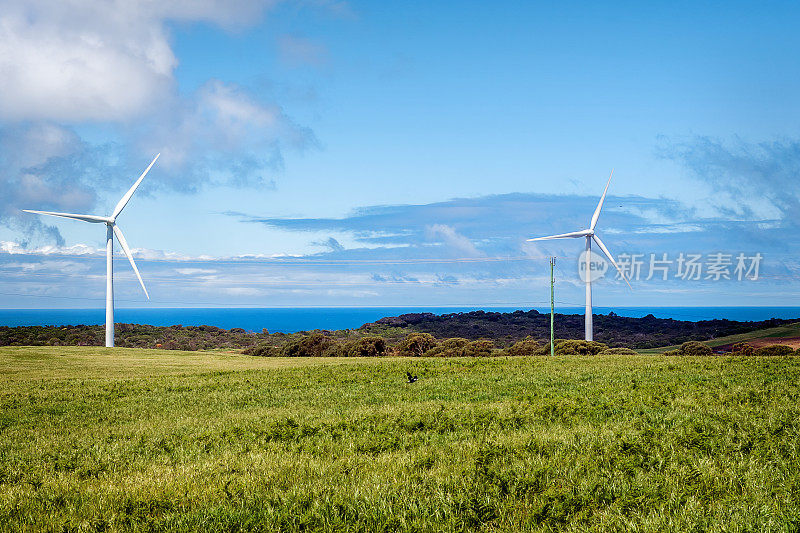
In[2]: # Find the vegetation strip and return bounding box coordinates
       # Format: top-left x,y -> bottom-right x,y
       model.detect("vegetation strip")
2,311 -> 799,353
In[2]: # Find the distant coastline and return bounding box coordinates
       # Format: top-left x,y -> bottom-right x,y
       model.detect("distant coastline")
1,307 -> 800,333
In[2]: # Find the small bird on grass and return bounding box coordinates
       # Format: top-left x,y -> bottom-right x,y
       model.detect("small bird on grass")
406,371 -> 418,383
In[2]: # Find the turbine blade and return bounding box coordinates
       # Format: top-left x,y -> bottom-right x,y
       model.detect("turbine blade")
591,234 -> 632,289
589,169 -> 614,230
22,210 -> 109,223
112,225 -> 149,299
527,229 -> 591,241
111,153 -> 160,220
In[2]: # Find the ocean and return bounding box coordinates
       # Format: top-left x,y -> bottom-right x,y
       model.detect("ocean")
1,307 -> 799,333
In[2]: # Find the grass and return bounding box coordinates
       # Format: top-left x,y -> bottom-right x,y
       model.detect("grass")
702,321 -> 800,345
637,321 -> 800,354
1,347 -> 800,531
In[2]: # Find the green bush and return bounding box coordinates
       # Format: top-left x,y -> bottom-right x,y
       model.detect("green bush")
730,342 -> 755,356
464,339 -> 495,357
505,339 -> 623,357
425,338 -> 495,357
425,338 -> 469,357
395,333 -> 438,357
343,336 -> 387,357
753,344 -> 795,357
679,341 -> 713,356
282,333 -> 339,357
505,337 -> 544,356
662,341 -> 713,356
553,340 -> 608,356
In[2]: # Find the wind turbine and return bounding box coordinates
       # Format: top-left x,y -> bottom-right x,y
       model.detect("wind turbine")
23,154 -> 160,347
527,171 -> 630,341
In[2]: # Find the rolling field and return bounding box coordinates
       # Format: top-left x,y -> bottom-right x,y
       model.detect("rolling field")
1,347 -> 800,531
637,321 -> 800,355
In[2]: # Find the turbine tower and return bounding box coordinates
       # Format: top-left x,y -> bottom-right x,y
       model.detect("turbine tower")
527,171 -> 630,341
23,154 -> 160,347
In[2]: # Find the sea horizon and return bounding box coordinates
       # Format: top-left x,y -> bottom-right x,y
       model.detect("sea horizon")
1,306 -> 799,334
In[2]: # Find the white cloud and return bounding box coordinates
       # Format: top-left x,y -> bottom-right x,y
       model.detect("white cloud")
0,240 -> 303,262
175,268 -> 219,276
222,287 -> 263,296
0,123 -> 81,168
425,224 -> 482,257
0,1 -> 172,122
141,80 -> 315,181
0,240 -> 99,255
521,241 -> 547,259
0,0 -> 281,123
0,124 -> 97,216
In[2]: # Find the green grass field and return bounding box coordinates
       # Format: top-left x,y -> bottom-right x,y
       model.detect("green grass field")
1,347 -> 799,532
636,321 -> 800,355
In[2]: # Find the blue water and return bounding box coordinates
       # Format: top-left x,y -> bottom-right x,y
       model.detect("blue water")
0,307 -> 799,333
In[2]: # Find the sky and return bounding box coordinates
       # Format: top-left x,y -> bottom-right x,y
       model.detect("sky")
1,0 -> 800,309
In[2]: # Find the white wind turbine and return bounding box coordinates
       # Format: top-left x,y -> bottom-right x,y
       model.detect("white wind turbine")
23,154 -> 160,347
527,171 -> 631,341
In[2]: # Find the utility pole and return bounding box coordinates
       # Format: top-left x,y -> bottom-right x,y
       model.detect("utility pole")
550,257 -> 555,356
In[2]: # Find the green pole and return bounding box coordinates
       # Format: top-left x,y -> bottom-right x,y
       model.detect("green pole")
550,257 -> 555,356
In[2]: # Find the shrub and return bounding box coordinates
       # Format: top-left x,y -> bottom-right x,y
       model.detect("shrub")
343,336 -> 387,357
425,338 -> 495,357
553,340 -> 608,356
282,333 -> 338,357
597,347 -> 638,355
395,333 -> 438,357
244,344 -> 281,357
463,339 -> 495,357
506,337 -> 544,356
662,341 -> 713,356
679,341 -> 713,357
753,344 -> 795,357
730,342 -> 755,356
425,338 -> 469,357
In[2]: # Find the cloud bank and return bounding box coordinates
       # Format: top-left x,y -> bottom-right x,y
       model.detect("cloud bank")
661,136 -> 800,224
3,186 -> 798,308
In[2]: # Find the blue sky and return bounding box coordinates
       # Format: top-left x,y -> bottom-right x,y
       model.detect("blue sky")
1,0 -> 799,309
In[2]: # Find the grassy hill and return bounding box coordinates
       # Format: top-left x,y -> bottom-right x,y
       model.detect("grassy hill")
637,321 -> 800,354
1,346 -> 799,531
